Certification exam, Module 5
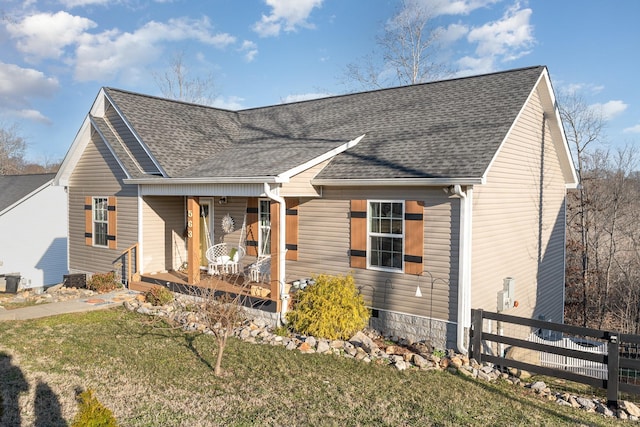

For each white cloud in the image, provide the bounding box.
[425,0,502,16]
[239,40,258,62]
[14,109,52,124]
[253,0,323,37]
[590,100,627,120]
[563,82,605,96]
[0,62,58,123]
[457,2,534,75]
[74,17,236,81]
[59,0,111,7]
[440,23,468,43]
[282,92,332,103]
[467,4,533,58]
[6,11,96,60]
[623,124,640,134]
[212,95,245,110]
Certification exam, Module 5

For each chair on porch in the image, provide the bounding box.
[248,254,271,283]
[206,243,245,275]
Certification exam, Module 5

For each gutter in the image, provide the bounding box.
[262,182,288,321]
[124,176,281,185]
[311,177,484,187]
[451,184,473,354]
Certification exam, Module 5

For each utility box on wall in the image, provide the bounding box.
[497,277,516,312]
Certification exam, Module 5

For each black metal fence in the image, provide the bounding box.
[470,309,640,407]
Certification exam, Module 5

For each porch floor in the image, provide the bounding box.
[129,270,277,306]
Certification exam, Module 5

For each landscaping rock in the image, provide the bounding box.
[620,400,640,417]
[316,340,330,354]
[530,381,547,393]
[575,397,596,411]
[596,402,614,417]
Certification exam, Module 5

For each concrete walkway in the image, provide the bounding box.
[0,289,139,321]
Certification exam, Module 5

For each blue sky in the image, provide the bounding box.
[1,0,639,163]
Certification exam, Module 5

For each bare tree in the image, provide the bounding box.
[191,287,246,376]
[559,91,605,327]
[343,0,453,90]
[161,273,252,377]
[153,51,217,105]
[0,123,27,175]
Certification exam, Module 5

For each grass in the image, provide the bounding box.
[0,307,626,426]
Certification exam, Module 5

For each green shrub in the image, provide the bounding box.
[145,286,174,306]
[87,272,121,293]
[286,273,370,340]
[273,325,290,337]
[72,389,118,427]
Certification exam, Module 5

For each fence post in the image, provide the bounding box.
[607,334,619,408]
[471,309,483,364]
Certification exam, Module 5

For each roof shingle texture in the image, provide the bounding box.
[105,66,544,180]
[0,174,55,212]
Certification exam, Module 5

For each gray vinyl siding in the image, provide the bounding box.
[142,196,186,272]
[286,187,458,323]
[68,131,138,275]
[213,196,248,249]
[471,89,566,323]
[105,103,159,174]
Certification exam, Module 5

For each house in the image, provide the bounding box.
[54,66,578,351]
[0,173,68,289]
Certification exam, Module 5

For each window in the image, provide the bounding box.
[85,196,116,249]
[259,199,271,255]
[368,201,404,270]
[350,199,423,274]
[93,197,109,247]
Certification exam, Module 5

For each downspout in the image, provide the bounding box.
[452,184,473,354]
[263,182,288,321]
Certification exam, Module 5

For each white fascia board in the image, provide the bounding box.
[540,68,579,188]
[124,176,279,185]
[103,90,168,177]
[482,67,579,189]
[53,115,92,186]
[0,179,53,216]
[274,134,366,183]
[311,177,484,187]
[55,88,109,186]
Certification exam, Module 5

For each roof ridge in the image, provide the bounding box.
[103,87,238,113]
[238,65,546,113]
[104,66,545,114]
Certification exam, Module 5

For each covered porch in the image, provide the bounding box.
[130,184,298,314]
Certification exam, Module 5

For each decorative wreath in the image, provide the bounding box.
[221,214,235,234]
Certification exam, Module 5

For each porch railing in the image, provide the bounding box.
[117,243,139,286]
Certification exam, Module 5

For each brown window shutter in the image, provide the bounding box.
[404,200,424,275]
[84,196,92,245]
[107,196,117,249]
[285,198,299,260]
[350,200,367,269]
[246,197,259,256]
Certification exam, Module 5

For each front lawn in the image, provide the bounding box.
[0,308,620,426]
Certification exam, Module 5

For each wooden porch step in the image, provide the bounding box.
[128,281,157,293]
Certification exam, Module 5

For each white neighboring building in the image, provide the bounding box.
[0,174,68,289]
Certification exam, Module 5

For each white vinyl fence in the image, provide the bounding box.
[527,332,608,379]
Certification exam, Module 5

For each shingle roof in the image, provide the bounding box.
[104,66,545,180]
[0,174,55,213]
[104,88,240,177]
